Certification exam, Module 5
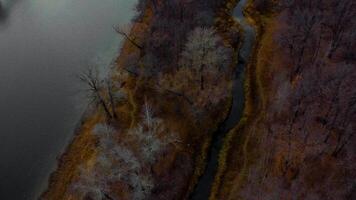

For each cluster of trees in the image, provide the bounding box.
[273,0,356,160]
[115,1,234,109]
[127,0,227,75]
[71,103,180,200]
[79,67,127,120]
[159,27,232,109]
[235,0,356,199]
[70,0,237,199]
[278,0,355,80]
[75,1,235,197]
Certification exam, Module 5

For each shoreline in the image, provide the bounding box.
[208,0,262,199]
[40,4,155,199]
[209,0,281,198]
[38,104,96,199]
[41,1,242,199]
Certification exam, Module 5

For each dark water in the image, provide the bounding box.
[0,0,136,199]
[190,0,256,199]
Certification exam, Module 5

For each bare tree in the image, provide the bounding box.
[340,30,356,64]
[290,4,320,77]
[323,0,355,59]
[79,67,123,120]
[113,24,143,50]
[105,78,118,119]
[72,107,180,199]
[142,97,154,127]
[180,27,230,90]
[79,67,113,119]
[71,166,116,200]
[278,0,325,80]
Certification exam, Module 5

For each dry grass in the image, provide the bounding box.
[41,5,154,200]
[40,113,103,200]
[42,0,241,199]
[209,0,279,199]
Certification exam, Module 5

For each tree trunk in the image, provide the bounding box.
[99,97,113,119]
[103,192,115,200]
[151,0,157,12]
[108,87,118,119]
[200,64,205,90]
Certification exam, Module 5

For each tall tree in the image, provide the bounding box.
[180,27,230,90]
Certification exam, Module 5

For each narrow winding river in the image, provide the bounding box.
[190,0,256,199]
[0,0,136,199]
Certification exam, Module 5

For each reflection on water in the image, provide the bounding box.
[0,0,21,28]
[0,0,136,199]
[0,1,9,25]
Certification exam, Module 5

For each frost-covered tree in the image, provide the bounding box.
[142,98,154,128]
[71,166,115,200]
[130,174,154,200]
[92,123,116,139]
[129,103,179,164]
[180,27,230,90]
[73,105,180,199]
[158,27,231,109]
[92,123,117,152]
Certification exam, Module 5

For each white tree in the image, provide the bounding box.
[130,104,179,164]
[130,174,154,200]
[71,166,115,200]
[180,27,230,90]
[73,104,180,199]
[142,98,154,128]
[92,123,116,138]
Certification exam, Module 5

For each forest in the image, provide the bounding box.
[41,0,355,199]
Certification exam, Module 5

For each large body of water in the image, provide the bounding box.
[0,0,136,199]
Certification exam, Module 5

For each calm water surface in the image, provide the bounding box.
[0,0,136,199]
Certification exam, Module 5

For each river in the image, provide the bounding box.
[190,0,256,199]
[0,0,136,199]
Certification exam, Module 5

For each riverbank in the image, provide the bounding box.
[40,4,155,200]
[190,0,256,199]
[0,1,137,199]
[211,0,356,199]
[208,0,261,198]
[209,0,273,200]
[41,0,241,199]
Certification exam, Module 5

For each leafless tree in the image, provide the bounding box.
[323,0,355,59]
[79,67,113,119]
[278,0,325,80]
[71,166,116,200]
[340,30,356,64]
[113,25,143,50]
[79,67,122,120]
[105,78,118,119]
[290,4,320,77]
[180,27,230,90]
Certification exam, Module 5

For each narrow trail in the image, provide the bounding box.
[189,0,256,199]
